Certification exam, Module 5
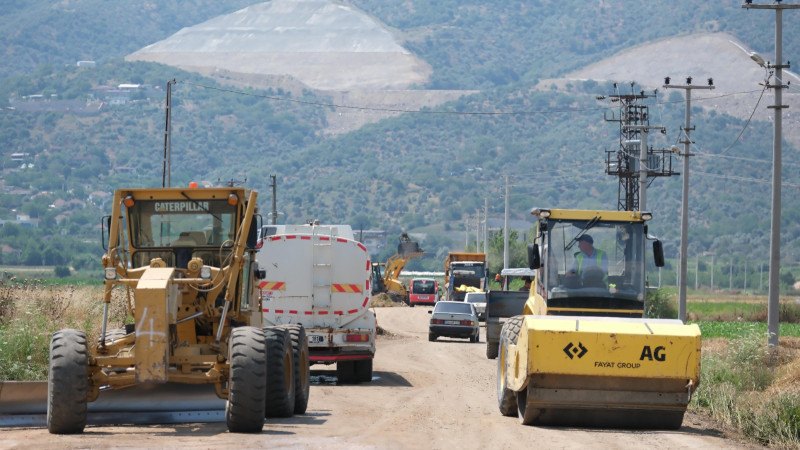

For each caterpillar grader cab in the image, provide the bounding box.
[46,186,309,434]
[371,233,424,303]
[497,208,701,429]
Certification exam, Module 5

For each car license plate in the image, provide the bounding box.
[445,320,459,325]
[419,295,429,300]
[309,335,324,344]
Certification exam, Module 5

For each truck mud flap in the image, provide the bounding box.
[0,381,226,427]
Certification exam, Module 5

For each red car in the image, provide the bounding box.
[409,278,438,307]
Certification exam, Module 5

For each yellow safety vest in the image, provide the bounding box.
[576,250,607,285]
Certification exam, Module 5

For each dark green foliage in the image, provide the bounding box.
[0,0,799,290]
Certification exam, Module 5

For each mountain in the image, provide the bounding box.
[0,0,799,280]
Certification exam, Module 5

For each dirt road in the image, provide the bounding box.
[3,306,754,449]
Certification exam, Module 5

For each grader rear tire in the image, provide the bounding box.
[281,324,310,414]
[47,329,88,434]
[497,316,524,417]
[264,327,295,418]
[226,326,267,433]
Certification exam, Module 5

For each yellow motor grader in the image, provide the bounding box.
[47,186,310,434]
[496,208,701,429]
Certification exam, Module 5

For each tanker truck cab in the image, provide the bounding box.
[527,208,662,318]
[497,208,700,429]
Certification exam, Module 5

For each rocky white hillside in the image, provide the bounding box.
[547,32,800,147]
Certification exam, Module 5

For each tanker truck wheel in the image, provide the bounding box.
[47,329,88,434]
[497,316,523,417]
[226,326,267,433]
[264,326,295,417]
[281,324,310,414]
[355,358,373,383]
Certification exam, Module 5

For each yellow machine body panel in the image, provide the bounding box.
[133,267,178,384]
[509,316,701,390]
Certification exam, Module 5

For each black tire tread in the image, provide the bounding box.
[264,326,295,417]
[226,326,267,433]
[486,340,499,359]
[497,316,524,416]
[281,324,310,414]
[355,358,373,383]
[47,329,88,434]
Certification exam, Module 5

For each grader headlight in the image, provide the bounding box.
[104,268,117,280]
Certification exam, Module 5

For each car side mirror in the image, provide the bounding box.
[653,240,665,267]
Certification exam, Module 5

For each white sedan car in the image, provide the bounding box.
[464,292,487,321]
[428,301,480,343]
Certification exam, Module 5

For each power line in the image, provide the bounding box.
[693,170,800,188]
[718,75,772,155]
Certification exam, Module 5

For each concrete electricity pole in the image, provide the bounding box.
[503,176,510,271]
[270,174,278,225]
[742,0,800,347]
[664,77,714,322]
[483,198,489,255]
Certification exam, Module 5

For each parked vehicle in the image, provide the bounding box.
[428,301,480,343]
[464,292,487,320]
[409,278,438,306]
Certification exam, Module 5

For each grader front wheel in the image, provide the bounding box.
[47,329,89,434]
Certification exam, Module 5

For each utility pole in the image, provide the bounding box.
[162,79,176,188]
[503,176,510,271]
[695,255,699,291]
[270,174,278,225]
[475,212,480,252]
[483,198,489,255]
[743,1,799,347]
[730,260,733,291]
[664,77,714,322]
[464,218,469,249]
[711,255,715,290]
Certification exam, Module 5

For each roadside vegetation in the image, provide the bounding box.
[646,287,800,447]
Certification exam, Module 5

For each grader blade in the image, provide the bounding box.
[0,381,225,427]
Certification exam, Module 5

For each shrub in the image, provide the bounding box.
[54,265,71,278]
[645,288,677,319]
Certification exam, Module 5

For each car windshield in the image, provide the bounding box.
[542,219,646,302]
[434,302,472,314]
[465,294,486,303]
[411,279,437,294]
